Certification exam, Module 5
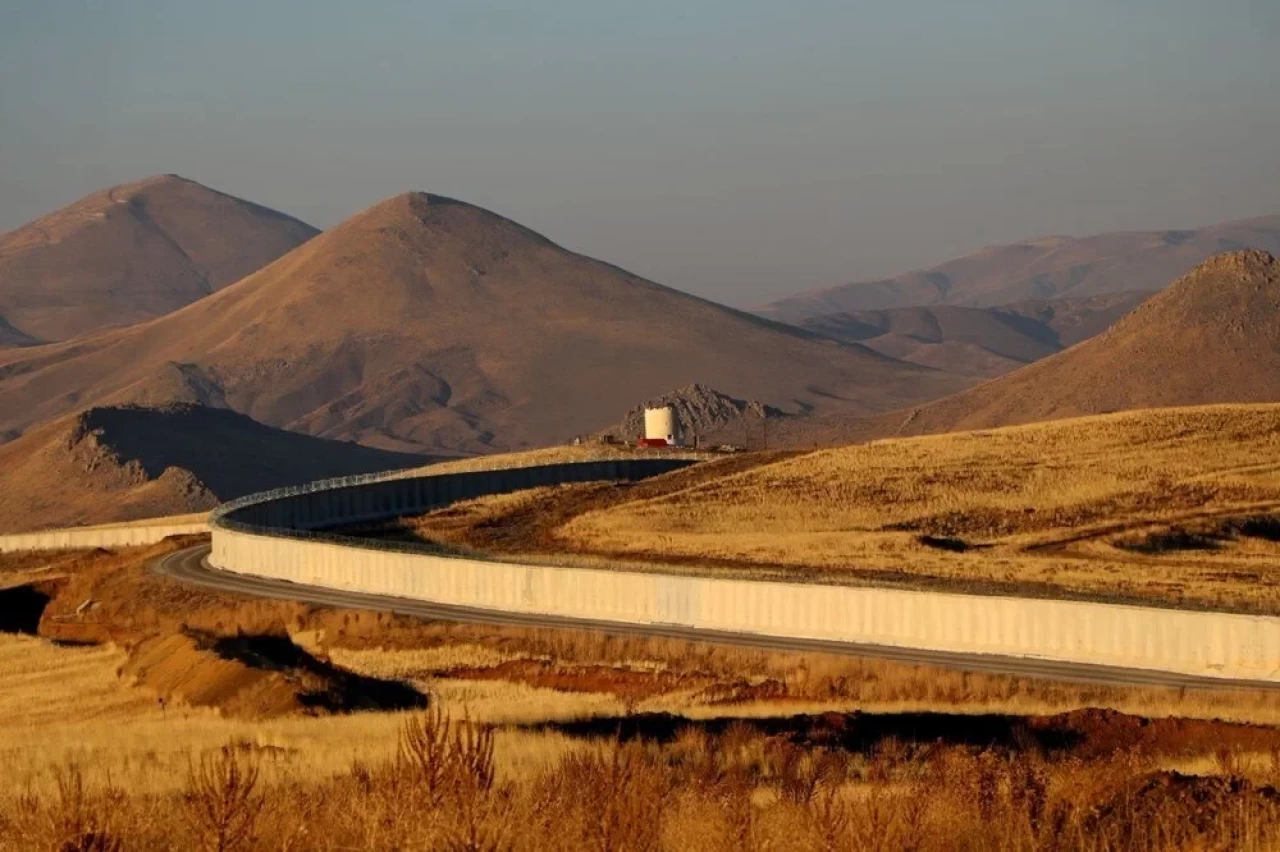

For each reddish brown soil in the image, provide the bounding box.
[1088,771,1280,840]
[439,659,714,702]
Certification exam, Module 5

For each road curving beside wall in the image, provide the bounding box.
[204,457,1280,684]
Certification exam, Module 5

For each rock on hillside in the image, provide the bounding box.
[600,384,786,444]
[0,192,968,456]
[0,403,429,532]
[757,215,1280,319]
[886,250,1280,436]
[0,175,318,342]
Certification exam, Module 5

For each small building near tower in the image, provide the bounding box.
[641,405,681,447]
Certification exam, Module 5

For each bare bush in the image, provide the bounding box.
[397,707,496,803]
[184,746,264,852]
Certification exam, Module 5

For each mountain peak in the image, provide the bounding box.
[0,189,966,456]
[333,191,558,257]
[0,177,318,342]
[1184,249,1277,278]
[884,250,1280,437]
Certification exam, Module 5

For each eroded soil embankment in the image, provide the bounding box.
[0,582,55,634]
[2,540,427,719]
[122,630,425,718]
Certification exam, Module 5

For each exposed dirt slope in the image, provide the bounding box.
[0,193,967,455]
[890,251,1280,435]
[758,215,1280,318]
[0,403,428,532]
[797,292,1152,378]
[0,174,317,342]
[121,630,425,718]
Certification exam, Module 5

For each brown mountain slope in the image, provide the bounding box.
[758,215,1280,319]
[0,315,39,348]
[994,291,1155,348]
[886,250,1280,436]
[0,404,429,532]
[798,292,1152,378]
[0,175,318,342]
[0,193,967,455]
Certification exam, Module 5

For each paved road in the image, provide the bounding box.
[155,543,1280,691]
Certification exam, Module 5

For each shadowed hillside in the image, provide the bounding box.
[0,193,968,456]
[0,175,318,342]
[887,250,1280,435]
[758,216,1280,319]
[0,315,38,348]
[0,403,428,532]
[796,292,1152,378]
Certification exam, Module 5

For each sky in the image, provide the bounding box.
[2,1,1278,307]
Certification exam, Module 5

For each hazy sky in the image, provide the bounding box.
[2,1,1277,306]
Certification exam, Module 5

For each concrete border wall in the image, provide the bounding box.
[0,519,210,552]
[212,528,1280,682]
[198,457,1280,683]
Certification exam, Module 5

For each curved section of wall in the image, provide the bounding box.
[0,518,210,552]
[208,458,1280,684]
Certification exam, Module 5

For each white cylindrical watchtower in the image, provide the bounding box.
[643,406,680,446]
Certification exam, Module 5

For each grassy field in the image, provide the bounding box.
[7,538,1280,848]
[12,407,1280,847]
[529,404,1280,614]
[7,639,1280,850]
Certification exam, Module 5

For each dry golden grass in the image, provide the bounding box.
[10,538,1280,848]
[8,702,1280,851]
[560,404,1280,613]
[0,634,601,801]
[393,442,710,479]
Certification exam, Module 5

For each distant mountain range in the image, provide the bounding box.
[883,250,1280,436]
[0,174,317,343]
[0,189,965,457]
[4,174,1280,531]
[795,292,1153,378]
[757,215,1280,321]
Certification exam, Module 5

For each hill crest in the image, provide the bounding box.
[886,250,1280,436]
[0,191,968,456]
[0,403,429,532]
[0,175,318,341]
[757,215,1280,321]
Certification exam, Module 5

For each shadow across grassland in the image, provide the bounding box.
[527,707,1280,761]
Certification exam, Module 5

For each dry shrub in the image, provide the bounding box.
[393,709,515,851]
[767,740,848,805]
[11,709,1280,850]
[535,740,672,851]
[398,707,496,800]
[184,746,264,852]
[38,766,125,852]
